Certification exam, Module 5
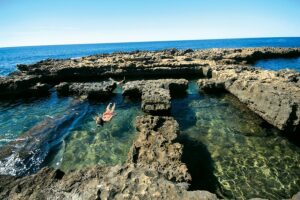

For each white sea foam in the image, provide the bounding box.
[0,154,26,176]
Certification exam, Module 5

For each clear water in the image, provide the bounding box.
[0,92,72,146]
[0,87,141,173]
[173,82,300,199]
[255,57,300,71]
[44,91,141,172]
[1,37,300,75]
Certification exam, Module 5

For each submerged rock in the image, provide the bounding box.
[292,192,300,200]
[0,100,88,176]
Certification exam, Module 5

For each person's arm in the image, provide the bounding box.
[110,103,116,113]
[106,103,112,111]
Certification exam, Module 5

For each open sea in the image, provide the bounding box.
[1,37,300,76]
[1,37,300,199]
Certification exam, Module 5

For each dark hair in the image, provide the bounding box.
[96,116,105,126]
[99,117,105,126]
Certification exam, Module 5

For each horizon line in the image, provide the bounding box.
[1,36,300,49]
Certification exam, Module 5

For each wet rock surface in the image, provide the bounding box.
[198,66,300,132]
[55,81,117,99]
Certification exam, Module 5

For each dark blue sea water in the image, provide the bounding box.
[255,57,300,71]
[1,37,300,76]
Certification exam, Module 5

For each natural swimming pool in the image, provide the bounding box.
[0,82,299,199]
[173,81,300,199]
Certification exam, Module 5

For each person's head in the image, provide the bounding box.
[96,115,105,126]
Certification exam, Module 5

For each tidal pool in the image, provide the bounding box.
[0,86,141,175]
[44,93,141,172]
[173,81,300,199]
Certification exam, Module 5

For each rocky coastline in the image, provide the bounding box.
[0,47,300,199]
[1,47,299,132]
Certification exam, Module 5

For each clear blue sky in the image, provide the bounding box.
[0,0,300,47]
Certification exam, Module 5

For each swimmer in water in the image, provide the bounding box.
[94,103,116,126]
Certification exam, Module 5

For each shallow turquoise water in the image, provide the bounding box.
[173,82,300,199]
[0,87,141,174]
[0,92,72,147]
[43,92,141,171]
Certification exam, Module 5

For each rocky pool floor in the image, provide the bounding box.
[0,82,299,199]
[173,82,300,199]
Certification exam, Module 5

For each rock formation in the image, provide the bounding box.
[122,79,189,97]
[55,81,117,99]
[122,79,188,114]
[0,76,51,98]
[1,47,299,98]
[141,88,171,114]
[198,66,300,132]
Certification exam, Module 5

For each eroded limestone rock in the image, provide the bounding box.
[122,79,188,97]
[55,81,116,99]
[0,76,50,98]
[123,79,188,114]
[1,47,300,100]
[128,115,191,182]
[198,67,300,132]
[141,88,171,114]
